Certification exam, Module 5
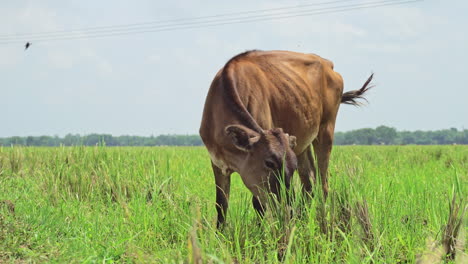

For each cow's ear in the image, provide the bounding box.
[225,125,260,152]
[288,135,297,149]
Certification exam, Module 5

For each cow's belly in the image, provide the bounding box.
[269,104,321,155]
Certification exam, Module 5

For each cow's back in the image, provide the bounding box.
[200,50,343,161]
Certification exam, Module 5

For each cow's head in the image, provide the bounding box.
[225,124,298,200]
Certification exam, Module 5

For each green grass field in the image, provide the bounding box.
[0,146,467,263]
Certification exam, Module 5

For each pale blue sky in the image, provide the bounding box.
[1,0,467,137]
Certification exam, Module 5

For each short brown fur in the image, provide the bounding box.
[200,50,373,227]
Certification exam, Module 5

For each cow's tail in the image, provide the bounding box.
[341,73,374,106]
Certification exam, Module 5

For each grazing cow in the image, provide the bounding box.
[199,50,373,227]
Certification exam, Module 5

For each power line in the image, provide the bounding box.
[0,0,417,39]
[0,0,421,43]
[0,0,363,38]
[0,0,423,44]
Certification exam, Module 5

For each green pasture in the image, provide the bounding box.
[0,146,466,263]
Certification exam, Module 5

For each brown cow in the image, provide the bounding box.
[199,50,373,227]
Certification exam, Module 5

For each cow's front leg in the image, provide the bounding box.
[212,162,231,228]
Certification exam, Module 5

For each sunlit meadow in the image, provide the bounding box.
[0,145,466,263]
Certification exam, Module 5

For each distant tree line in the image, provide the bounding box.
[0,134,203,147]
[334,126,467,145]
[0,126,466,146]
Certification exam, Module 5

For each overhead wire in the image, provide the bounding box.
[0,0,364,38]
[0,0,423,44]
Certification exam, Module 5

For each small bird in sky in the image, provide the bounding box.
[25,42,31,50]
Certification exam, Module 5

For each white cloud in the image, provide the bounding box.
[333,21,367,37]
[96,59,113,76]
[15,3,61,34]
[356,43,402,53]
[0,47,21,69]
[47,50,75,69]
[147,53,161,63]
[362,5,443,39]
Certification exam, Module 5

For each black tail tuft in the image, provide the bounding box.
[341,73,374,106]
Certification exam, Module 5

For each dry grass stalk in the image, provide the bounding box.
[454,215,467,264]
[355,200,375,252]
[277,204,293,261]
[187,206,203,264]
[416,195,467,264]
[0,200,15,214]
[337,195,352,235]
[188,228,202,264]
[415,237,446,264]
[9,149,23,174]
[442,196,466,261]
[316,201,328,236]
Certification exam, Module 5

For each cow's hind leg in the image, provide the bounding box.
[297,145,317,196]
[212,162,231,228]
[313,123,335,199]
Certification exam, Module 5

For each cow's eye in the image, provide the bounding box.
[264,160,276,170]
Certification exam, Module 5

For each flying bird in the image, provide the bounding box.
[25,42,31,50]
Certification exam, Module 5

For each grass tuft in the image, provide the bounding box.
[416,192,467,263]
[442,193,466,261]
[0,145,466,262]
